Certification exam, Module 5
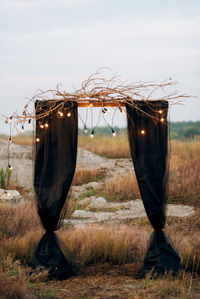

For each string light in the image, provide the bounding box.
[112,129,116,137]
[21,125,24,132]
[57,110,64,117]
[84,125,88,133]
[161,118,165,122]
[67,112,71,117]
[28,119,31,126]
[36,137,40,142]
[102,108,108,114]
[119,107,124,114]
[89,103,93,108]
[8,164,13,170]
[141,130,145,135]
[4,191,11,196]
[158,109,163,114]
[9,137,12,143]
[44,123,49,128]
[90,130,94,138]
[40,124,44,129]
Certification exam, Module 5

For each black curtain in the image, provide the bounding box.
[126,101,180,276]
[32,100,78,280]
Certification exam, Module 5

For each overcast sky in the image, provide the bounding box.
[0,0,200,134]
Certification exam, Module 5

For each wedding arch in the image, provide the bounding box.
[4,71,188,279]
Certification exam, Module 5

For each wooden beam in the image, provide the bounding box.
[77,102,126,107]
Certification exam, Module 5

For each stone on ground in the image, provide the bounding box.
[0,188,26,205]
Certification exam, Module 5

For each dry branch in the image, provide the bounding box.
[1,70,189,128]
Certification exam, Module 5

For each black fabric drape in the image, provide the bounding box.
[126,101,180,276]
[32,100,78,279]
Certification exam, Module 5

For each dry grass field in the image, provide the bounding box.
[0,135,200,298]
[78,135,200,205]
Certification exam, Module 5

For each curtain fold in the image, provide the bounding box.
[126,101,180,276]
[32,100,78,280]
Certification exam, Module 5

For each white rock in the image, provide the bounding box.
[64,219,97,227]
[85,182,101,190]
[87,197,108,209]
[122,199,142,209]
[72,210,99,219]
[0,188,26,205]
[71,199,195,225]
[78,196,96,206]
[166,204,194,217]
[77,148,108,170]
[0,139,32,159]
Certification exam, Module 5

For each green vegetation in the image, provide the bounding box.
[170,121,200,139]
[0,168,11,189]
[79,121,200,139]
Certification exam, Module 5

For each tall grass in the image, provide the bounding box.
[100,174,140,201]
[0,134,200,297]
[78,136,200,205]
[1,200,200,273]
[72,168,105,186]
[0,200,200,297]
[9,130,200,204]
[168,139,200,204]
[78,132,130,158]
[12,131,34,146]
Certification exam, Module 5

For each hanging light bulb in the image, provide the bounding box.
[44,123,49,128]
[28,119,31,126]
[9,137,12,143]
[90,130,94,138]
[84,125,88,133]
[158,109,163,114]
[36,137,40,142]
[8,164,13,170]
[102,108,108,114]
[4,191,11,196]
[119,107,124,114]
[141,130,145,135]
[89,103,93,108]
[40,123,44,129]
[21,125,24,132]
[161,117,165,122]
[112,129,116,137]
[57,110,64,117]
[8,116,13,123]
[67,112,71,117]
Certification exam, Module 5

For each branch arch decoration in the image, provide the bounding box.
[3,71,185,279]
